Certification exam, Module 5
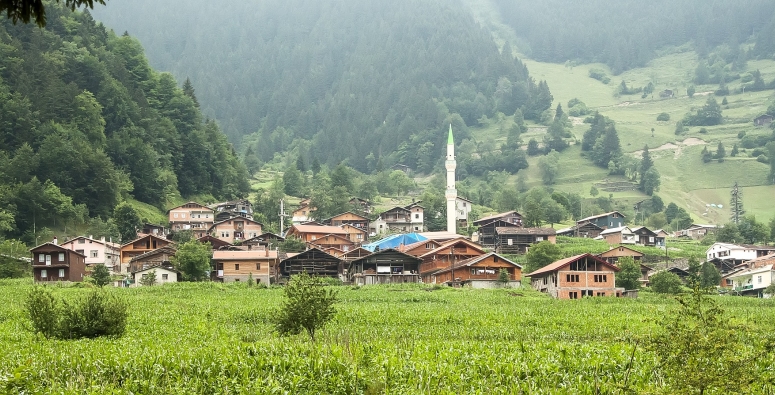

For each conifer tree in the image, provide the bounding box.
[730,182,744,224]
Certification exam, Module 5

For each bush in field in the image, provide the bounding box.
[656,112,670,121]
[91,264,111,287]
[172,240,212,281]
[25,287,128,339]
[274,273,337,341]
[650,271,683,294]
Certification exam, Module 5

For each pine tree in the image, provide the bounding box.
[639,145,654,191]
[716,142,725,162]
[182,78,199,108]
[730,182,744,224]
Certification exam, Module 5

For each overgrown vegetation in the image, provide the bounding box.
[25,286,127,339]
[273,273,337,341]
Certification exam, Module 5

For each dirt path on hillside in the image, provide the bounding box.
[634,137,706,159]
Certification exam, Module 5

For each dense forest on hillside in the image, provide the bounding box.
[493,0,775,74]
[92,0,553,172]
[0,5,249,243]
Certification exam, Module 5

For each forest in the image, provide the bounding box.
[0,4,249,244]
[91,0,553,173]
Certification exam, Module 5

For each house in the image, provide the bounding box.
[212,249,278,284]
[119,234,173,274]
[30,241,87,283]
[725,265,774,296]
[677,224,716,239]
[455,197,474,227]
[141,223,167,236]
[285,224,350,244]
[473,211,523,247]
[323,212,369,230]
[370,206,419,235]
[630,226,658,247]
[210,199,253,222]
[399,239,442,257]
[197,235,233,250]
[649,267,691,283]
[754,114,774,127]
[278,248,343,280]
[341,224,368,245]
[349,197,373,214]
[659,89,674,98]
[167,202,215,238]
[597,246,644,264]
[705,242,760,265]
[291,201,316,224]
[391,163,411,173]
[349,249,422,285]
[128,246,176,273]
[600,226,635,245]
[556,222,604,238]
[338,247,373,262]
[432,252,522,288]
[404,203,425,232]
[418,238,487,282]
[242,233,285,249]
[653,229,668,247]
[494,227,556,254]
[577,211,625,230]
[306,233,355,252]
[526,253,622,299]
[131,265,179,287]
[60,236,119,271]
[208,217,264,244]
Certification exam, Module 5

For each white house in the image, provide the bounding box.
[600,226,635,245]
[705,243,759,263]
[60,236,120,270]
[455,197,473,226]
[131,266,179,287]
[725,264,774,297]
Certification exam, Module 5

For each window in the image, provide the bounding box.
[582,290,593,297]
[507,239,513,246]
[542,277,548,285]
[78,239,85,244]
[566,274,580,282]
[758,275,762,284]
[45,255,51,265]
[58,253,65,261]
[357,234,363,240]
[594,274,608,283]
[536,236,543,241]
[414,214,419,219]
[58,269,65,278]
[569,291,579,299]
[596,292,606,296]
[38,254,44,263]
[613,213,619,218]
[649,237,654,242]
[90,250,98,258]
[470,269,476,275]
[174,213,179,218]
[494,256,499,262]
[181,213,186,218]
[76,250,84,255]
[235,264,240,271]
[41,269,47,278]
[162,274,168,280]
[256,263,261,270]
[425,243,433,249]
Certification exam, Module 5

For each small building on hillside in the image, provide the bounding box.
[243,233,284,249]
[431,252,522,288]
[706,242,760,264]
[754,114,774,127]
[210,199,253,222]
[307,233,355,252]
[340,224,368,245]
[208,217,264,244]
[677,224,716,240]
[131,265,179,287]
[197,235,233,250]
[285,224,350,244]
[348,197,373,214]
[212,249,278,284]
[30,241,87,283]
[370,206,423,235]
[141,223,167,236]
[725,264,774,297]
[349,249,422,285]
[128,246,176,273]
[556,222,604,238]
[278,248,343,280]
[418,238,486,282]
[577,211,625,230]
[473,211,523,247]
[659,89,674,98]
[653,229,668,247]
[167,202,214,238]
[597,246,644,264]
[119,234,173,274]
[338,247,373,262]
[291,202,316,224]
[455,197,474,227]
[600,226,635,245]
[323,212,369,230]
[60,236,119,271]
[494,227,556,254]
[630,226,658,247]
[399,239,442,257]
[526,253,622,299]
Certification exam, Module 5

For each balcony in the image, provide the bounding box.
[735,284,754,291]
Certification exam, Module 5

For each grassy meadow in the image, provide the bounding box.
[2,279,775,394]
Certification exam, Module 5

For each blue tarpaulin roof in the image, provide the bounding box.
[362,233,427,252]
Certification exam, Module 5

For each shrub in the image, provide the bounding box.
[752,147,766,157]
[650,271,683,294]
[757,154,769,164]
[274,273,337,341]
[699,128,707,134]
[25,287,128,339]
[656,112,670,121]
[588,69,610,84]
[140,270,157,286]
[91,264,111,287]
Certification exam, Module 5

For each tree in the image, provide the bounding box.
[182,78,199,108]
[589,186,599,197]
[687,85,695,98]
[282,164,304,197]
[616,257,641,290]
[686,97,723,126]
[91,264,111,287]
[1,0,105,27]
[278,237,306,253]
[112,203,142,243]
[526,138,541,156]
[730,181,744,224]
[716,223,743,243]
[498,268,510,287]
[538,150,560,185]
[639,145,653,192]
[731,143,739,157]
[685,256,702,287]
[650,271,683,294]
[172,240,212,281]
[700,261,721,289]
[738,215,769,244]
[542,198,567,227]
[273,272,337,341]
[674,121,685,135]
[525,241,562,273]
[715,142,725,162]
[140,270,157,286]
[642,168,661,196]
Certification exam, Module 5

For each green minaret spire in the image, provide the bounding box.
[447,124,453,145]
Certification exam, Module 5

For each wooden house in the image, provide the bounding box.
[653,229,668,247]
[30,242,87,283]
[212,249,278,284]
[210,199,253,222]
[473,211,523,247]
[119,234,173,274]
[131,265,179,287]
[285,224,350,244]
[526,253,622,299]
[197,235,232,250]
[279,248,343,280]
[338,247,373,262]
[349,249,422,285]
[208,217,264,244]
[128,246,176,273]
[494,227,556,254]
[306,233,355,252]
[323,212,369,230]
[600,226,635,245]
[167,202,214,238]
[391,163,411,173]
[340,224,368,245]
[577,211,625,230]
[677,224,716,239]
[597,246,644,264]
[349,197,373,214]
[630,226,658,247]
[556,222,603,238]
[242,233,285,249]
[60,236,119,271]
[754,114,774,127]
[291,202,316,224]
[431,252,522,288]
[399,239,442,257]
[418,238,486,282]
[141,223,167,236]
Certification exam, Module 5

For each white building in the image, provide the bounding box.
[455,197,473,226]
[60,236,119,270]
[725,265,774,297]
[705,242,759,262]
[131,266,179,287]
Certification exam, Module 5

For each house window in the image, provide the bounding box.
[649,237,654,243]
[582,290,593,297]
[542,277,548,285]
[596,292,605,296]
[182,213,186,218]
[162,274,168,280]
[566,274,580,282]
[507,239,513,246]
[357,234,363,240]
[235,264,240,271]
[613,213,619,218]
[470,269,477,275]
[594,274,608,282]
[569,291,579,299]
[256,263,261,270]
[414,227,419,231]
[41,269,47,278]
[536,236,543,241]
[58,253,65,261]
[45,255,51,265]
[78,239,85,244]
[425,243,433,249]
[758,275,762,284]
[415,214,419,219]
[174,213,179,218]
[58,269,65,278]
[76,250,84,255]
[38,254,44,263]
[90,250,98,258]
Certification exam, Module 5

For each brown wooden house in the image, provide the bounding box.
[119,234,173,274]
[197,235,233,250]
[208,217,264,244]
[323,212,369,229]
[30,242,87,283]
[349,249,422,285]
[431,252,522,288]
[167,201,215,238]
[285,224,350,244]
[597,246,644,264]
[128,246,177,273]
[279,248,343,279]
[494,227,556,254]
[556,222,604,238]
[340,224,368,245]
[307,233,355,252]
[212,249,278,284]
[418,238,486,282]
[526,253,622,299]
[630,226,658,247]
[399,239,442,257]
[473,211,523,247]
[338,247,373,262]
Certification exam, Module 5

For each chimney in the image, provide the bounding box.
[101,237,106,243]
[52,236,58,245]
[265,249,269,257]
[89,235,93,240]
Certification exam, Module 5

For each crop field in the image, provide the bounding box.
[1,279,775,394]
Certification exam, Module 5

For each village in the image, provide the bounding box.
[27,128,775,299]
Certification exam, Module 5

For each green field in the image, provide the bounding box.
[1,279,774,394]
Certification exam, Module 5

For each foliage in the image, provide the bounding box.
[700,261,721,289]
[538,150,560,185]
[581,113,623,172]
[169,229,194,243]
[140,270,157,286]
[497,268,510,286]
[649,271,683,294]
[25,287,127,339]
[278,237,306,253]
[172,240,212,281]
[0,0,105,27]
[525,241,562,274]
[615,257,641,290]
[730,182,745,224]
[656,113,670,122]
[113,203,142,243]
[686,85,695,98]
[716,223,743,243]
[91,264,111,287]
[0,239,30,278]
[647,287,764,394]
[684,97,723,126]
[274,273,337,341]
